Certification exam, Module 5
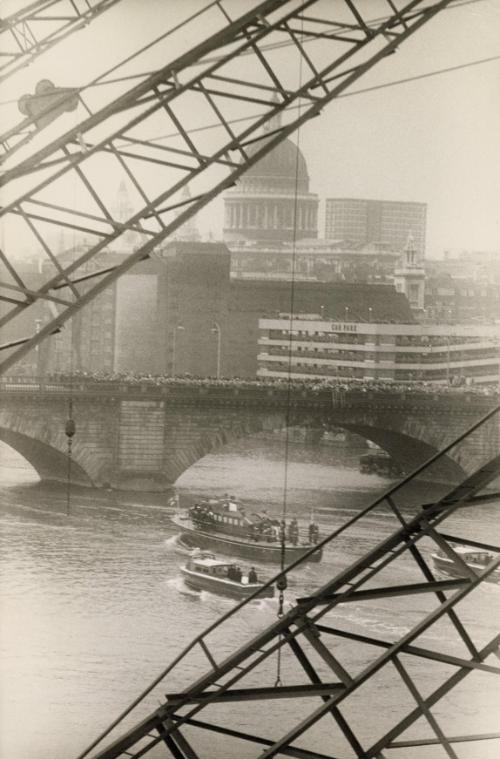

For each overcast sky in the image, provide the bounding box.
[1,0,499,259]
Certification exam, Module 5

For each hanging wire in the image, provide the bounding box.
[62,103,83,518]
[65,397,76,516]
[275,14,305,688]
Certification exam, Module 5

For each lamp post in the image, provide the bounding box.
[211,321,221,379]
[446,335,451,385]
[171,324,184,375]
[35,317,42,376]
[344,306,350,322]
[368,307,373,323]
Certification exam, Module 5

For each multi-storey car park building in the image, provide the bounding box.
[324,198,427,260]
[257,316,499,386]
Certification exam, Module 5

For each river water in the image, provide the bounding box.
[0,436,499,759]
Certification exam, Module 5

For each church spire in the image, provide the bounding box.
[263,91,282,133]
[404,230,417,266]
[173,184,201,242]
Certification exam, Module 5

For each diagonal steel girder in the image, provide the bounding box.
[77,406,500,759]
[0,0,456,376]
[0,0,123,84]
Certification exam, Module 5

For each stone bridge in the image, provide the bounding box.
[0,378,498,491]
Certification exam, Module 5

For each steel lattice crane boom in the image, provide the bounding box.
[0,0,456,376]
[0,0,123,83]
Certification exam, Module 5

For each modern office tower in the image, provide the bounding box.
[325,198,427,259]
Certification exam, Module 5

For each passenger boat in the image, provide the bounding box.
[170,496,322,564]
[180,551,274,599]
[431,544,500,583]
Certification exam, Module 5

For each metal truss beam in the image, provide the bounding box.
[0,0,455,376]
[173,716,337,759]
[0,0,122,83]
[165,682,346,704]
[77,406,500,759]
[297,577,470,604]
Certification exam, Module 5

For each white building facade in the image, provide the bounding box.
[257,316,499,386]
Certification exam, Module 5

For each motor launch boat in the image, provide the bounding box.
[431,544,500,583]
[170,495,322,564]
[180,551,275,599]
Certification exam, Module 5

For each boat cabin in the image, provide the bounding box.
[438,546,493,566]
[187,552,231,574]
[185,552,253,584]
[189,497,277,539]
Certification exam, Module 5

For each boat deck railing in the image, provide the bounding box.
[78,404,500,759]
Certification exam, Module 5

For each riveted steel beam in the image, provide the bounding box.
[0,0,123,83]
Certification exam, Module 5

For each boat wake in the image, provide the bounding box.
[165,576,209,600]
[164,534,182,551]
[249,597,279,614]
[164,534,196,556]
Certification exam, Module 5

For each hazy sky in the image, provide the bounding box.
[1,0,499,259]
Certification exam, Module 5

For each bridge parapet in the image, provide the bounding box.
[0,376,497,412]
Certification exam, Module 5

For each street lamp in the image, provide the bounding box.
[171,324,184,375]
[446,335,451,385]
[211,321,221,379]
[368,307,373,323]
[344,306,350,322]
[211,321,222,378]
[35,318,42,376]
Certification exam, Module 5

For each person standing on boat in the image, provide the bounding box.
[248,567,258,584]
[279,519,286,544]
[249,523,260,542]
[288,518,299,546]
[308,521,319,544]
[234,566,242,583]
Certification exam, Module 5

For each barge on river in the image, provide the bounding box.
[171,496,322,564]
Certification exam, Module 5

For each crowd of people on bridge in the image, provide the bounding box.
[5,369,499,398]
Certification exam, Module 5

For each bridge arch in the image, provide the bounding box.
[335,423,464,482]
[0,428,93,486]
[164,409,465,486]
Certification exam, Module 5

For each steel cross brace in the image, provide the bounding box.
[83,449,500,759]
[0,0,123,83]
[0,0,455,376]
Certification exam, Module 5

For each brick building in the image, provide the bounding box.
[115,242,414,379]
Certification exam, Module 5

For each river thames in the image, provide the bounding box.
[1,436,499,759]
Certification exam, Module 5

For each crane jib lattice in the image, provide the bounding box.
[0,0,124,84]
[77,404,500,759]
[0,0,457,376]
